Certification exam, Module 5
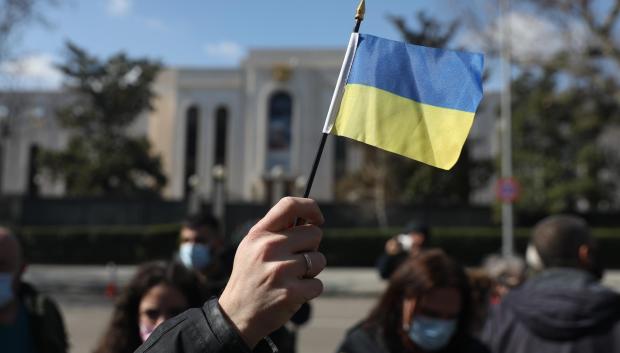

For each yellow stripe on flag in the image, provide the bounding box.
[332,84,475,170]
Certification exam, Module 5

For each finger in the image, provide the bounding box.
[252,197,324,233]
[282,225,323,253]
[287,251,327,278]
[284,251,327,278]
[293,278,324,302]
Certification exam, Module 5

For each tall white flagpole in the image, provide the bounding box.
[500,0,514,257]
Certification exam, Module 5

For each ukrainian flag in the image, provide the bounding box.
[324,34,484,170]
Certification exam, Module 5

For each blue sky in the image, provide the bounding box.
[3,0,583,91]
[1,0,488,89]
[17,0,462,66]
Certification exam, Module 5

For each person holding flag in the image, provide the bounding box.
[136,0,484,351]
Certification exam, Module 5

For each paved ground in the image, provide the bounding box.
[51,295,375,353]
[22,265,620,353]
[23,266,385,353]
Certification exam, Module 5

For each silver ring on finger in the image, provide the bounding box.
[303,252,313,278]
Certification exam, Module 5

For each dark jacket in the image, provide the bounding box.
[135,298,250,353]
[19,282,68,353]
[336,322,490,353]
[482,268,620,353]
[376,252,408,280]
[136,298,295,353]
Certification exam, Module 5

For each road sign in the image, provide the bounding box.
[496,177,520,203]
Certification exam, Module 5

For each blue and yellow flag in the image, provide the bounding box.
[323,34,484,170]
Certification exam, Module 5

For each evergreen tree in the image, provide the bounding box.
[506,0,620,212]
[40,42,166,197]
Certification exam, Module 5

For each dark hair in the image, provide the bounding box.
[93,262,207,353]
[364,249,471,352]
[403,221,431,244]
[532,214,591,268]
[182,212,220,232]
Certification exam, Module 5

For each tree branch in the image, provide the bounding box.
[602,0,620,35]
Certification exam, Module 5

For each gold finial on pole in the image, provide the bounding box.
[355,0,366,21]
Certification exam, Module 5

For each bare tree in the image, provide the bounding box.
[0,0,59,62]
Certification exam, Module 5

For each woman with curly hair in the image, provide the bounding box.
[337,249,489,353]
[94,261,206,353]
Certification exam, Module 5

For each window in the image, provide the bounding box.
[184,106,199,197]
[266,92,292,172]
[214,106,228,166]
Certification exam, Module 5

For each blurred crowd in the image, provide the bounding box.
[1,201,620,353]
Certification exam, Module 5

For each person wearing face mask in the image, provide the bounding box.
[93,261,206,353]
[376,221,431,280]
[482,215,620,353]
[337,249,489,353]
[0,226,68,353]
[175,213,234,296]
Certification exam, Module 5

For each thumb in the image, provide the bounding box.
[251,197,324,233]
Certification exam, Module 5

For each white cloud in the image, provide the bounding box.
[204,41,246,64]
[461,11,589,63]
[0,54,63,89]
[107,0,132,17]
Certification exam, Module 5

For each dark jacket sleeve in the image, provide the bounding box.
[480,304,510,353]
[135,298,251,353]
[20,282,68,353]
[39,296,69,353]
[376,252,408,280]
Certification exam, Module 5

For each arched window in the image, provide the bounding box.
[184,105,199,197]
[266,91,292,172]
[214,106,228,166]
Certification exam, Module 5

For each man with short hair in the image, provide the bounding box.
[176,213,233,295]
[0,227,68,353]
[482,215,620,353]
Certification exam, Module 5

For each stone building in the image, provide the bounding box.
[0,47,499,204]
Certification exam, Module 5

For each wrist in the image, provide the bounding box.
[218,295,261,348]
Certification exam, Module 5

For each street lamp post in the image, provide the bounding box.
[269,165,286,205]
[0,106,9,196]
[500,0,514,258]
[187,174,200,214]
[294,175,307,197]
[212,164,226,226]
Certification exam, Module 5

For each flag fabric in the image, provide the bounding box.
[323,33,484,170]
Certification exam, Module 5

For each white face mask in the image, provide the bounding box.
[407,314,457,351]
[0,272,14,308]
[526,243,545,271]
[179,243,211,270]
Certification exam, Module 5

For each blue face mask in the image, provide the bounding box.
[0,272,14,308]
[408,314,457,352]
[179,243,211,270]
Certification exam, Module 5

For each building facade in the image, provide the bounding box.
[0,47,499,204]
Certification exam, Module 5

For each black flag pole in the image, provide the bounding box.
[301,0,365,199]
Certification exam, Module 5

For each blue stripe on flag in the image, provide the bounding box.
[346,34,484,113]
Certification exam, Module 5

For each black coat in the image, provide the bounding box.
[376,252,409,280]
[135,298,251,353]
[336,322,490,353]
[20,282,68,353]
[482,268,620,353]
